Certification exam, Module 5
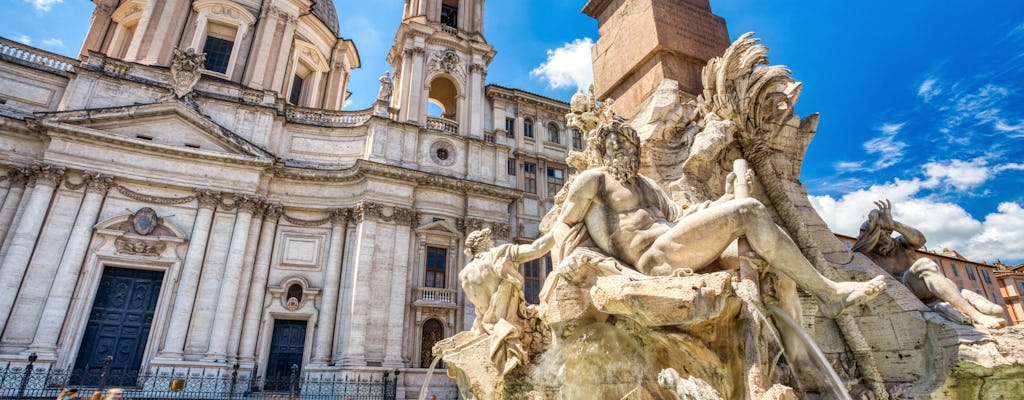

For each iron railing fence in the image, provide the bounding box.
[0,361,398,400]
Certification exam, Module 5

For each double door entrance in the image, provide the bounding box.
[73,267,163,386]
[264,320,307,391]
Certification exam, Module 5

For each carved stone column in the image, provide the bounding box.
[158,190,220,360]
[28,174,113,356]
[311,209,349,364]
[237,205,281,362]
[0,170,28,246]
[0,165,64,335]
[205,196,258,361]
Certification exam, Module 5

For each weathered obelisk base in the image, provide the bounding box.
[583,0,730,116]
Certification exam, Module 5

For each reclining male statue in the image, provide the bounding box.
[552,121,887,318]
[853,200,1006,329]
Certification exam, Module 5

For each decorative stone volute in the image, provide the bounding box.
[84,173,115,194]
[29,164,66,187]
[195,189,222,209]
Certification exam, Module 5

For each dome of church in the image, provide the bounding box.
[312,0,341,37]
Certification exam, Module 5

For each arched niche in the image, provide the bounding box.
[427,75,459,120]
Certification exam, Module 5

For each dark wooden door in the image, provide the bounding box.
[264,319,307,391]
[73,267,164,386]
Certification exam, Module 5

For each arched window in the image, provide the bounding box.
[286,284,303,302]
[420,319,445,367]
[190,0,256,78]
[547,122,560,144]
[523,118,534,138]
[286,40,330,107]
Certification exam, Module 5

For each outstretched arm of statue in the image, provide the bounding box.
[875,199,926,249]
[514,232,555,262]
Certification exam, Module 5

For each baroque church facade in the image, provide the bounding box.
[0,0,579,397]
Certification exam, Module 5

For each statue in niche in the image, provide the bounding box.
[458,228,553,376]
[377,71,393,103]
[853,200,1006,329]
[168,48,205,102]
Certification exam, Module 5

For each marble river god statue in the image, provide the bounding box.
[852,200,1006,329]
[435,33,1024,400]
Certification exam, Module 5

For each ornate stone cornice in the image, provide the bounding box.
[85,173,116,194]
[403,47,426,57]
[329,208,352,225]
[4,168,30,186]
[351,202,419,227]
[28,164,66,187]
[457,218,511,239]
[235,195,262,214]
[264,203,283,220]
[271,160,521,201]
[195,189,222,209]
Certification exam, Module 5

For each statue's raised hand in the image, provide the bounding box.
[873,199,894,230]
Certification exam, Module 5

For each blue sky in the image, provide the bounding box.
[4,0,1024,264]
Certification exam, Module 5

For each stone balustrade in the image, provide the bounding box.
[440,25,459,36]
[425,116,459,134]
[0,37,77,72]
[412,287,457,309]
[284,106,373,128]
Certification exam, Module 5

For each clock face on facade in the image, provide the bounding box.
[429,140,456,166]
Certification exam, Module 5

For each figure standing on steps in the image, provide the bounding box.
[853,200,1007,329]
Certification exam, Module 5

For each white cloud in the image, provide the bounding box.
[14,34,31,45]
[810,161,1024,264]
[25,0,62,12]
[833,161,864,172]
[921,158,990,191]
[343,98,353,109]
[917,78,941,102]
[530,38,594,91]
[861,122,907,170]
[994,162,1024,172]
[41,38,64,48]
[965,203,1024,263]
[994,119,1024,136]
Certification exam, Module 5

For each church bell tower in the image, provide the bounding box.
[387,0,494,139]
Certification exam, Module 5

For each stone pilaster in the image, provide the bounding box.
[237,204,281,362]
[27,174,113,357]
[0,170,28,246]
[311,208,349,364]
[205,196,259,361]
[0,165,64,336]
[335,209,377,366]
[157,189,220,360]
[226,203,266,359]
[1,173,104,352]
[383,220,412,367]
